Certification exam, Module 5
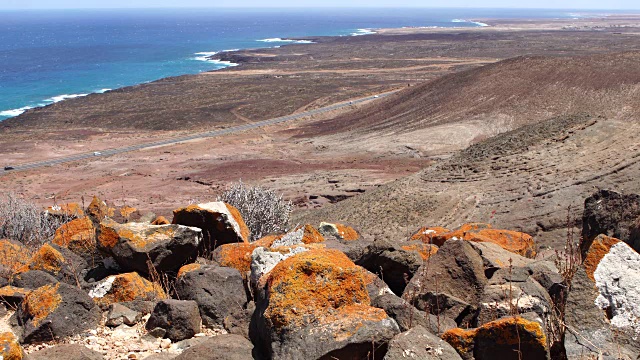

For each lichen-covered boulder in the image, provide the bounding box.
[0,286,29,307]
[151,216,170,225]
[97,219,202,274]
[88,272,165,309]
[442,316,548,360]
[0,239,31,275]
[172,202,250,252]
[44,203,84,219]
[15,283,101,344]
[23,243,88,286]
[252,248,400,360]
[318,222,360,241]
[52,217,97,261]
[573,235,640,355]
[384,325,461,360]
[174,264,247,328]
[400,241,438,260]
[402,239,487,327]
[86,196,114,223]
[146,299,202,342]
[432,223,536,258]
[212,225,325,277]
[409,226,450,244]
[0,332,25,360]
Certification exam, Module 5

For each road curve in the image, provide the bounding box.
[1,92,394,175]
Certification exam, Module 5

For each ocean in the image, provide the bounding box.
[0,8,614,120]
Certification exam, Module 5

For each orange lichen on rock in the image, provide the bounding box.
[172,202,250,246]
[99,220,176,251]
[26,243,65,274]
[98,222,120,248]
[86,196,115,221]
[410,226,450,244]
[443,317,547,359]
[334,223,359,241]
[401,243,438,260]
[263,249,371,330]
[119,206,137,220]
[0,332,24,360]
[296,224,325,244]
[319,222,360,241]
[225,204,251,243]
[0,239,32,274]
[442,327,476,355]
[430,223,536,258]
[474,229,536,258]
[0,286,29,299]
[22,283,62,327]
[431,223,492,246]
[475,317,546,347]
[177,263,201,278]
[151,216,170,225]
[92,272,166,307]
[53,217,96,255]
[253,234,282,248]
[45,203,85,218]
[583,234,621,281]
[216,243,258,273]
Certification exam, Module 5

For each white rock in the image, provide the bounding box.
[249,246,308,287]
[594,241,640,338]
[88,275,116,299]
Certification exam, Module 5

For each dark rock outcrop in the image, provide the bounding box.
[28,344,104,360]
[384,325,462,360]
[372,293,456,335]
[146,300,202,342]
[402,239,487,327]
[174,264,248,328]
[15,282,101,344]
[173,334,254,360]
[581,189,640,254]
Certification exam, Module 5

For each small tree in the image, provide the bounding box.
[218,181,292,241]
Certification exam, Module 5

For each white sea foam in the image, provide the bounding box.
[257,38,315,44]
[44,93,89,103]
[451,19,489,27]
[0,90,110,119]
[0,106,35,117]
[351,28,377,36]
[258,38,292,42]
[192,51,239,67]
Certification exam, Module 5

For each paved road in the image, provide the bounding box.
[1,92,393,175]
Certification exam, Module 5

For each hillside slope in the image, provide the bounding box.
[296,52,640,247]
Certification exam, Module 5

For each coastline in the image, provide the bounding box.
[2,12,640,226]
[0,17,493,121]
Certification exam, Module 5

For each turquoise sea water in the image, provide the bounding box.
[0,8,617,120]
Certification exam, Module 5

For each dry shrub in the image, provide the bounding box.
[0,193,72,250]
[218,181,292,241]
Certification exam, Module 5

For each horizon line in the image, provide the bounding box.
[2,6,640,11]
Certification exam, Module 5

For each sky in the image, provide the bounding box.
[1,0,639,10]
